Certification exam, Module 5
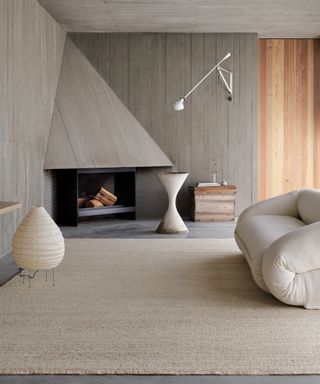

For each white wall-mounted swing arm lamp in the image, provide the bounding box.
[174,52,232,111]
[217,66,232,95]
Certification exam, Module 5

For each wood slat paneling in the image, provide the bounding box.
[0,0,66,255]
[314,40,320,187]
[259,39,320,200]
[71,33,258,216]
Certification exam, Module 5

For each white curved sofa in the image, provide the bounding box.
[234,189,320,309]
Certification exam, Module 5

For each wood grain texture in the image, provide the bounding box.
[0,0,66,255]
[71,33,258,217]
[38,0,320,38]
[314,40,320,187]
[45,37,172,169]
[0,202,22,215]
[189,186,236,221]
[259,39,320,200]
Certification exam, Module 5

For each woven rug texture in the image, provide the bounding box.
[1,238,320,374]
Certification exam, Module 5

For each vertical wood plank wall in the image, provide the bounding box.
[71,33,258,217]
[0,0,65,255]
[259,39,320,200]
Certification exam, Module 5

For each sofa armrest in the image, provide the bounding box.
[237,190,300,224]
[262,222,320,309]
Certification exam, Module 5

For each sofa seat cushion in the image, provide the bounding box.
[235,215,305,292]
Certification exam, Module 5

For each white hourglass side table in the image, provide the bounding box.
[156,172,189,234]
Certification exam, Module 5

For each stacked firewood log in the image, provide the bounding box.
[85,187,117,208]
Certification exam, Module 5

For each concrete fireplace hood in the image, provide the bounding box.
[44,37,172,169]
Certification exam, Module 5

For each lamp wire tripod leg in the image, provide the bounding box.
[46,270,48,282]
[19,269,39,287]
[52,269,55,287]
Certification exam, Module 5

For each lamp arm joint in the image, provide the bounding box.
[183,52,231,100]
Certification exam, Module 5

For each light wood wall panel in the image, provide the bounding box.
[0,0,65,255]
[71,33,258,217]
[259,39,320,200]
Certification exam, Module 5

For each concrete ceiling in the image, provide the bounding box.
[38,0,320,38]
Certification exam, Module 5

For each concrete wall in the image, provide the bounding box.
[0,0,65,255]
[70,33,258,217]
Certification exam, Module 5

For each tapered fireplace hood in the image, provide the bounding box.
[44,37,172,169]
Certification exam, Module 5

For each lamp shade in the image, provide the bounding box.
[12,207,65,271]
[173,98,185,111]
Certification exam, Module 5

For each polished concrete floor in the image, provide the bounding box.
[1,219,318,383]
[61,218,236,239]
[1,375,320,384]
[0,251,19,287]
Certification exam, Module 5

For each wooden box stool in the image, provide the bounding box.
[189,185,236,222]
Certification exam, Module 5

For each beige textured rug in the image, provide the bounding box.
[1,238,320,375]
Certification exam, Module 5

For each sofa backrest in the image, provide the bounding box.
[297,189,320,224]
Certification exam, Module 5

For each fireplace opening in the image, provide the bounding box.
[56,168,136,226]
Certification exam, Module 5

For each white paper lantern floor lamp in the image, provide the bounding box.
[12,207,65,287]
